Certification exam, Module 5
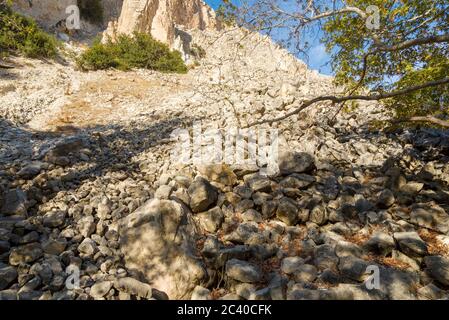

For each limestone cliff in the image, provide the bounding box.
[103,0,219,46]
[12,0,77,28]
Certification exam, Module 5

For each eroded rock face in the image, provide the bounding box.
[119,198,207,299]
[12,0,77,28]
[103,0,218,46]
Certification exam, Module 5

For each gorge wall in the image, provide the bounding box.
[102,0,219,46]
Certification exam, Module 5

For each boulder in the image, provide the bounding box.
[409,203,449,234]
[278,151,315,175]
[225,259,262,283]
[9,243,43,266]
[0,264,17,290]
[120,199,207,299]
[276,197,298,226]
[197,207,224,233]
[393,232,428,257]
[1,189,27,216]
[188,177,218,213]
[424,256,449,286]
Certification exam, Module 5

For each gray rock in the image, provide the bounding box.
[77,238,98,256]
[120,199,207,299]
[391,250,420,271]
[197,164,237,186]
[0,240,10,254]
[293,264,317,283]
[235,199,254,213]
[400,182,424,194]
[363,232,395,256]
[276,197,298,226]
[281,256,305,274]
[287,288,334,300]
[313,244,338,271]
[280,174,316,189]
[17,162,44,179]
[249,287,272,300]
[376,189,395,208]
[90,281,113,299]
[219,293,243,300]
[338,256,370,281]
[261,201,278,219]
[188,177,218,213]
[318,269,341,285]
[316,174,340,201]
[379,267,418,299]
[77,215,96,238]
[331,283,385,300]
[226,259,262,283]
[191,286,211,300]
[114,277,154,299]
[417,283,445,300]
[222,223,258,244]
[214,245,251,268]
[244,175,272,193]
[18,231,39,244]
[97,197,112,219]
[409,204,449,234]
[309,205,328,225]
[1,189,27,216]
[43,210,66,228]
[278,151,315,174]
[394,231,428,257]
[30,262,53,285]
[42,238,67,255]
[9,243,43,266]
[0,264,17,290]
[242,209,262,223]
[335,241,364,259]
[154,185,173,200]
[197,207,224,233]
[233,186,252,199]
[424,256,449,286]
[0,289,17,300]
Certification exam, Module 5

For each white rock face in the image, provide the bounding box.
[103,0,218,46]
[12,0,77,28]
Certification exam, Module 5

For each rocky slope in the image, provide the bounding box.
[1,9,449,300]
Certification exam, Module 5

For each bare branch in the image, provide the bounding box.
[247,77,449,127]
[393,115,449,128]
[375,33,449,52]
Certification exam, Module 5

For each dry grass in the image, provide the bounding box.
[210,288,227,300]
[344,225,384,246]
[281,238,303,257]
[376,256,412,271]
[260,257,281,274]
[418,229,449,256]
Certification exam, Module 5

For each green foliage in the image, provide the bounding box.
[77,0,104,24]
[217,1,238,26]
[322,0,449,121]
[77,33,188,73]
[0,3,58,58]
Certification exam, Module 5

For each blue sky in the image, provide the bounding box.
[204,0,332,75]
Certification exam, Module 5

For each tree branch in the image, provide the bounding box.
[393,116,449,128]
[247,77,449,127]
[375,34,449,52]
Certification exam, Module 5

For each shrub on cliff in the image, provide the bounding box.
[0,3,58,58]
[77,33,187,73]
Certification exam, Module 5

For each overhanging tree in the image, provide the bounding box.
[220,0,449,128]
